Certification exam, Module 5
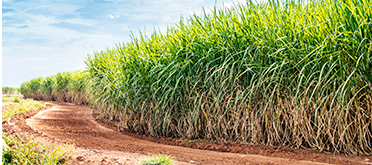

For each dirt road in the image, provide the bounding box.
[4,102,372,165]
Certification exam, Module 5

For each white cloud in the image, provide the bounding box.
[106,14,115,19]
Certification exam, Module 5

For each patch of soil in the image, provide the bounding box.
[67,148,150,165]
[3,103,52,134]
[2,103,154,165]
[3,102,372,165]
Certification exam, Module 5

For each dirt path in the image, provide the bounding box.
[4,102,372,165]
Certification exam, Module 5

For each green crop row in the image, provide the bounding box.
[20,70,89,105]
[2,87,20,95]
[21,0,372,155]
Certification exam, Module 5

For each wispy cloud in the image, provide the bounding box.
[17,25,29,28]
[106,14,116,19]
[24,5,49,11]
[2,0,247,87]
[51,22,99,33]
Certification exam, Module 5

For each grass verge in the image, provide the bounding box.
[2,94,22,103]
[2,97,73,164]
[2,96,45,121]
[2,133,73,165]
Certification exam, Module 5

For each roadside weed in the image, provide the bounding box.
[140,154,175,165]
[2,98,45,121]
[2,134,70,165]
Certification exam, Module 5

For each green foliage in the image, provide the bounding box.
[2,95,22,102]
[20,0,372,155]
[20,70,89,105]
[2,134,68,165]
[2,98,45,121]
[140,154,175,165]
[2,87,20,95]
[2,149,12,164]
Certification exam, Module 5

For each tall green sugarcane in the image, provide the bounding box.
[22,0,372,155]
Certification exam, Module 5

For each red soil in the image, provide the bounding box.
[2,102,372,165]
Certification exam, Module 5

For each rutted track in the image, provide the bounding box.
[4,102,372,165]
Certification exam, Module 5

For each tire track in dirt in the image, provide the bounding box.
[22,102,370,165]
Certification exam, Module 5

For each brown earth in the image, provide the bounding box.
[2,102,372,165]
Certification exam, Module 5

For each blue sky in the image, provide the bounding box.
[2,0,246,87]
